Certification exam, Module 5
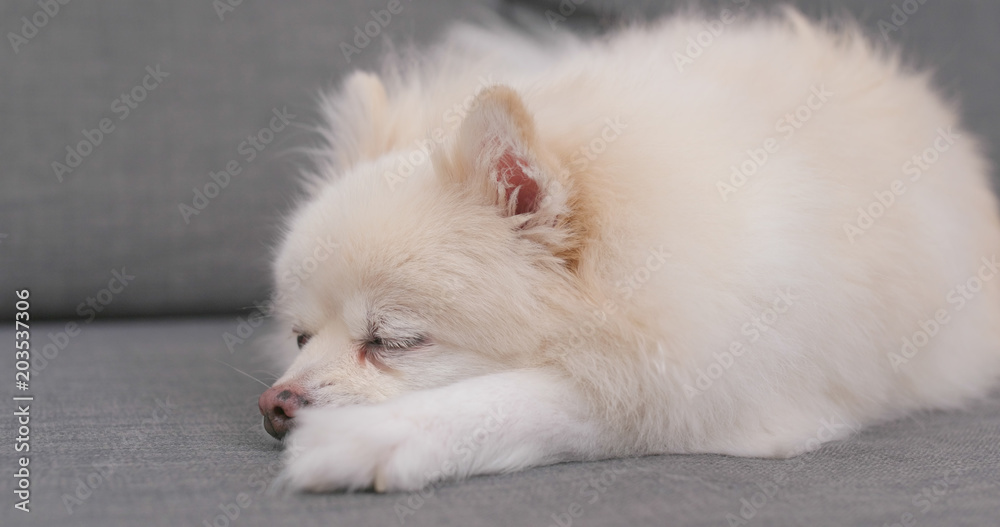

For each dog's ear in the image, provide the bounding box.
[322,71,392,171]
[449,86,567,222]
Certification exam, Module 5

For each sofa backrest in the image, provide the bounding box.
[2,0,998,319]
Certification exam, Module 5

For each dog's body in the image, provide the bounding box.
[261,10,1000,492]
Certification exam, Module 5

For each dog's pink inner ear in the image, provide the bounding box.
[497,150,540,215]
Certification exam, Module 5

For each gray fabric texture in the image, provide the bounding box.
[0,0,496,319]
[3,0,1000,319]
[1,318,999,526]
[4,2,1000,526]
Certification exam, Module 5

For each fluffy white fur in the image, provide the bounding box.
[266,9,1000,492]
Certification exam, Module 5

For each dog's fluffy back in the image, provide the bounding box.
[298,9,1000,456]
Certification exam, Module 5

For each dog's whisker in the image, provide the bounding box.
[211,358,272,388]
[249,370,282,381]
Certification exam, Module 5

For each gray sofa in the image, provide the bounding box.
[2,1,999,525]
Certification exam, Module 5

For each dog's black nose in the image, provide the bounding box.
[258,384,310,439]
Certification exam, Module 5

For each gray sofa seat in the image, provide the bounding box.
[3,1,1000,525]
[2,319,998,527]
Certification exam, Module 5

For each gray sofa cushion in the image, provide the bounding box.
[1,318,998,526]
[0,0,493,319]
[2,0,999,319]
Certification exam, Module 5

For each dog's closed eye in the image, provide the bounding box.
[365,335,427,352]
[362,335,428,370]
[296,333,312,349]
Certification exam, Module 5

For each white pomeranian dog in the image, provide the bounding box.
[259,7,1000,492]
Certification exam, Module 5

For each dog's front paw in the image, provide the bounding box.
[274,404,449,493]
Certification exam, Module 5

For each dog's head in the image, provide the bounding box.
[259,83,581,439]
